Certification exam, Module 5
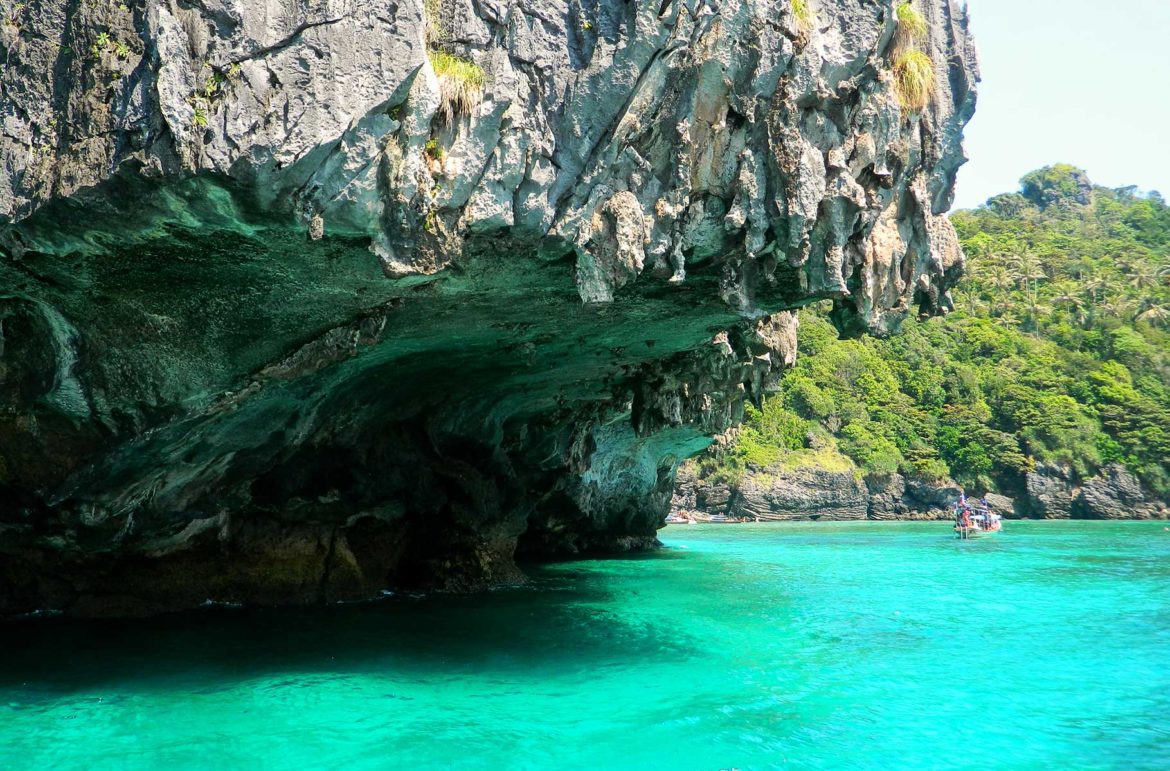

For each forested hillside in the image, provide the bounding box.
[688,166,1170,514]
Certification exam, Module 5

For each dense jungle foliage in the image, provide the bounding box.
[704,166,1170,499]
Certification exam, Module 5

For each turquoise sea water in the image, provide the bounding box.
[2,521,1169,770]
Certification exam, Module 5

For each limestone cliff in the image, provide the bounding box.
[0,0,977,615]
[672,461,1170,523]
[672,461,964,522]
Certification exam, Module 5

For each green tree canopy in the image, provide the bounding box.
[697,169,1170,499]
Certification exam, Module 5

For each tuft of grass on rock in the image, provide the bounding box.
[895,1,928,49]
[424,0,445,44]
[429,50,486,123]
[893,48,935,112]
[791,0,815,36]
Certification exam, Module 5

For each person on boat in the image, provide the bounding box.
[955,499,970,529]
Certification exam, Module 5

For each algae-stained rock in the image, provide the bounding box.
[0,0,977,615]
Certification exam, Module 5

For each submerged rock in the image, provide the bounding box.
[0,0,977,615]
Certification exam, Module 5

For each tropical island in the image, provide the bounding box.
[675,165,1170,522]
[3,0,1170,768]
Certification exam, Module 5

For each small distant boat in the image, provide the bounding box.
[953,495,1002,539]
[665,512,696,525]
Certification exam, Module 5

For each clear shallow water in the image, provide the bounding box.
[2,521,1169,770]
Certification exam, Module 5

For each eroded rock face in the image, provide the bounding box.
[1024,464,1077,519]
[866,473,961,520]
[674,465,962,522]
[1071,464,1167,521]
[740,467,869,521]
[982,493,1020,519]
[1016,463,1167,521]
[0,0,977,615]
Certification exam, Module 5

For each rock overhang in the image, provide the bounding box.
[0,0,977,615]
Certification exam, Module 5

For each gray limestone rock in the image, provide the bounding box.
[1025,464,1076,519]
[738,467,869,521]
[903,474,963,516]
[982,493,1019,519]
[865,473,908,520]
[675,465,963,522]
[0,0,978,616]
[1072,464,1164,520]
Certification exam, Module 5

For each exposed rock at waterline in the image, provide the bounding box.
[982,493,1020,519]
[1020,463,1168,521]
[1071,464,1167,521]
[737,466,869,521]
[675,457,1170,524]
[0,0,977,615]
[865,472,962,520]
[672,464,963,521]
[1023,464,1077,520]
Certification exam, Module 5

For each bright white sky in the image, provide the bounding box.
[953,0,1170,209]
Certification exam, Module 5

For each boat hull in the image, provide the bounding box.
[955,526,1000,539]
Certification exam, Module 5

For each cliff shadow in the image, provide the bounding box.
[0,553,698,695]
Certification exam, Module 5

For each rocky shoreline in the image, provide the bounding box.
[672,461,1170,522]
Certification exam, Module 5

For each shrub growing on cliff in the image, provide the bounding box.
[893,49,935,112]
[424,137,445,162]
[890,2,934,112]
[429,50,486,123]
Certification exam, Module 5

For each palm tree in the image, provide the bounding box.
[1157,264,1170,283]
[997,308,1022,328]
[1082,274,1108,305]
[986,265,1014,293]
[977,265,1015,317]
[1012,252,1047,292]
[1066,255,1095,281]
[1135,303,1170,327]
[962,294,990,317]
[1051,282,1086,325]
[1117,256,1144,276]
[1021,292,1052,332]
[1128,267,1157,292]
[1102,296,1133,320]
